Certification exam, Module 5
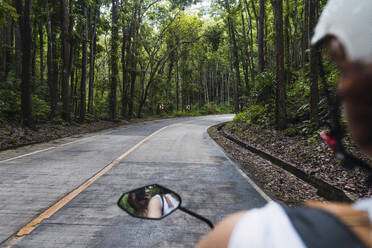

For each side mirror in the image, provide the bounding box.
[117,184,181,220]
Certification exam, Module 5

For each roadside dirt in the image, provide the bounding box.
[209,122,372,206]
[0,117,172,151]
[209,126,324,206]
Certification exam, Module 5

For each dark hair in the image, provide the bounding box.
[128,189,149,216]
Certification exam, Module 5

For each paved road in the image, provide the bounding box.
[0,115,268,248]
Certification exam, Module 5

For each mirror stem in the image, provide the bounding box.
[178,206,214,229]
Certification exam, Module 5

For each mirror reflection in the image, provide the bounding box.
[118,184,181,219]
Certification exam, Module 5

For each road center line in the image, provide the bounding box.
[14,126,168,238]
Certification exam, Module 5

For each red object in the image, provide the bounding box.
[321,131,337,153]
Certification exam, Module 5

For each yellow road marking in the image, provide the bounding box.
[15,126,168,237]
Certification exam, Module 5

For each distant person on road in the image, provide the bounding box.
[197,0,372,247]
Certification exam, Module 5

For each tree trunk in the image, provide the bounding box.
[291,0,299,69]
[70,66,74,114]
[38,17,44,85]
[60,0,71,122]
[31,20,36,78]
[110,0,119,120]
[270,0,286,129]
[74,68,79,118]
[15,0,33,126]
[246,5,255,83]
[1,10,13,81]
[80,3,88,122]
[15,20,22,82]
[285,0,291,87]
[302,0,309,66]
[165,54,175,105]
[121,23,129,118]
[258,0,265,72]
[88,2,99,114]
[176,60,179,111]
[128,2,140,119]
[45,0,58,119]
[228,45,235,109]
[0,24,5,80]
[225,0,241,113]
[68,0,74,107]
[240,10,250,98]
[309,0,319,126]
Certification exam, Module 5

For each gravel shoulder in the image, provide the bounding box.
[0,117,175,152]
[209,122,372,206]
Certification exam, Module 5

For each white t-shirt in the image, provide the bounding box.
[228,199,372,248]
[228,202,306,248]
[154,193,180,216]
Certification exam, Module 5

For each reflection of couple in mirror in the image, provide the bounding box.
[127,187,180,218]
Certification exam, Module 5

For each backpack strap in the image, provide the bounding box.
[160,195,164,216]
[163,195,174,208]
[283,206,369,248]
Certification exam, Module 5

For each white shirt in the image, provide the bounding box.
[153,193,180,216]
[228,202,306,248]
[228,199,372,248]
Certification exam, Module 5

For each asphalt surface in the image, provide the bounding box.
[0,115,268,248]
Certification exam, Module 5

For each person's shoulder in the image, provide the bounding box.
[228,202,306,248]
[149,195,162,205]
[198,202,304,248]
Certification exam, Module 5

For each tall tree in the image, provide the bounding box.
[60,0,71,121]
[258,0,265,72]
[15,0,33,126]
[14,1,22,82]
[45,0,58,119]
[38,13,44,86]
[80,1,88,122]
[240,9,250,97]
[128,1,140,120]
[245,4,255,83]
[270,0,286,129]
[0,5,13,81]
[110,0,119,120]
[309,0,319,126]
[225,0,241,113]
[88,1,99,114]
[301,0,309,66]
[121,0,130,118]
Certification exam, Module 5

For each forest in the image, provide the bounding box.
[0,0,333,132]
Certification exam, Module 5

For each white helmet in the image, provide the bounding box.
[311,0,372,64]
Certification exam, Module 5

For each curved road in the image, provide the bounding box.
[0,115,268,248]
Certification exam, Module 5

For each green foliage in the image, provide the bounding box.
[0,1,18,25]
[94,92,110,119]
[199,102,233,115]
[204,24,223,51]
[252,70,275,105]
[284,127,298,137]
[170,103,233,117]
[0,72,21,121]
[307,129,323,143]
[32,96,50,121]
[0,0,343,133]
[119,194,134,214]
[234,105,271,126]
